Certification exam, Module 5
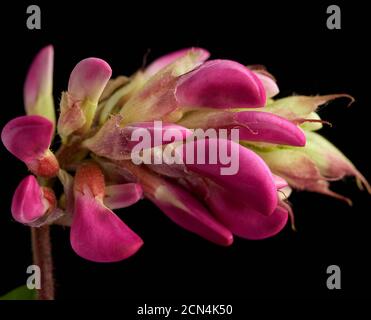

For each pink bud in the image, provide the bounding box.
[68,58,112,104]
[176,60,266,109]
[58,58,112,139]
[24,45,55,124]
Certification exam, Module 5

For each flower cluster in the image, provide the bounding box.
[1,46,369,262]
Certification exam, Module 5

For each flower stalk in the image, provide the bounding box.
[31,226,55,300]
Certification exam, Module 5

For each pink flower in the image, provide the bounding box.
[11,175,57,226]
[70,162,143,262]
[1,115,59,178]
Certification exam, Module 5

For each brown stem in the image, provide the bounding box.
[31,226,55,300]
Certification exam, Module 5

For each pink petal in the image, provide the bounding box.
[235,111,306,146]
[206,183,288,240]
[178,110,306,147]
[149,181,233,246]
[176,60,266,109]
[1,115,53,163]
[104,183,143,209]
[24,46,54,115]
[175,138,277,216]
[145,48,210,78]
[252,70,279,98]
[68,58,112,105]
[11,175,52,224]
[273,174,288,190]
[71,192,143,262]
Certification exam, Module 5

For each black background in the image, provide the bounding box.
[0,0,370,302]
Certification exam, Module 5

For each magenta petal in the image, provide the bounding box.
[104,183,143,209]
[236,112,306,146]
[179,110,306,147]
[71,193,143,262]
[176,139,277,216]
[273,174,288,190]
[145,47,210,78]
[206,184,288,240]
[24,45,54,114]
[150,181,233,246]
[11,175,47,224]
[68,58,112,104]
[176,60,266,109]
[253,70,279,98]
[1,115,53,163]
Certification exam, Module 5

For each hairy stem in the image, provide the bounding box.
[31,226,55,300]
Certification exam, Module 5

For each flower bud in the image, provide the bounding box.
[144,47,210,78]
[24,45,55,125]
[58,58,112,141]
